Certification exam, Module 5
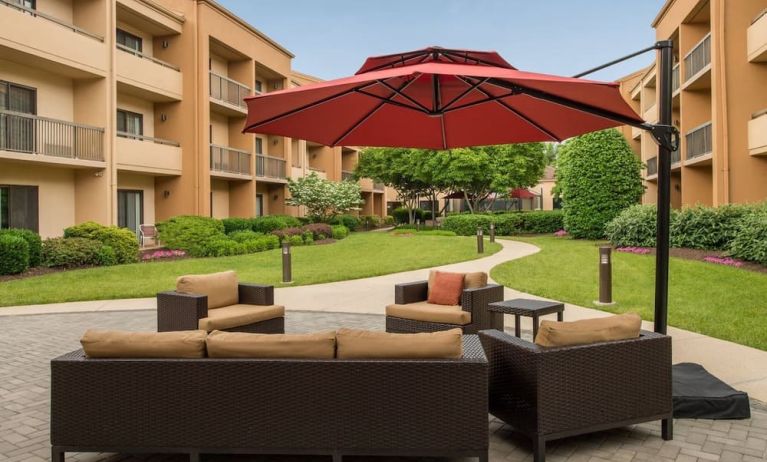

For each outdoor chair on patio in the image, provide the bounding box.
[139,224,159,248]
[478,318,673,462]
[386,271,504,334]
[156,270,284,333]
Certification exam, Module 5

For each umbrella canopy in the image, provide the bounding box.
[243,47,643,149]
[510,188,537,199]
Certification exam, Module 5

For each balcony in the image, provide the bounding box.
[646,156,658,180]
[0,110,104,167]
[643,104,658,124]
[373,182,385,191]
[116,132,181,175]
[748,110,767,156]
[209,71,250,117]
[685,122,713,166]
[116,44,182,102]
[255,155,287,181]
[671,146,682,170]
[0,0,106,78]
[307,167,327,179]
[672,63,680,94]
[341,170,355,181]
[631,126,642,140]
[210,144,251,179]
[748,9,767,62]
[683,33,711,91]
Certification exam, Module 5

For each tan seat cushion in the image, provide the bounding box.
[534,313,642,347]
[386,302,471,325]
[80,329,207,358]
[176,270,238,309]
[428,270,487,295]
[206,330,336,359]
[336,327,463,359]
[198,304,285,332]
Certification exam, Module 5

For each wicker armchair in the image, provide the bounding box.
[386,280,504,334]
[478,329,673,462]
[156,283,284,333]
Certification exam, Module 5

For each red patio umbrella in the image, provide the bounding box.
[243,46,643,149]
[509,188,537,199]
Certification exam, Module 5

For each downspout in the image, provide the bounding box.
[717,0,731,204]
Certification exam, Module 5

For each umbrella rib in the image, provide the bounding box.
[440,77,490,112]
[442,50,506,68]
[355,89,429,114]
[358,50,429,73]
[442,91,516,113]
[440,114,447,149]
[377,79,431,113]
[457,76,562,142]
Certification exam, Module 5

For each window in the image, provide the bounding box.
[117,190,143,237]
[256,194,264,217]
[116,109,143,137]
[0,185,38,232]
[255,80,263,94]
[0,187,8,229]
[0,80,36,153]
[255,138,263,154]
[116,29,142,53]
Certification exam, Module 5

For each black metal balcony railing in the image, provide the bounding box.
[684,33,711,81]
[256,154,286,179]
[210,144,251,175]
[647,156,658,176]
[341,170,355,181]
[116,43,179,71]
[209,71,250,109]
[0,110,104,161]
[373,182,385,191]
[117,131,179,147]
[686,122,713,160]
[0,0,103,41]
[672,63,680,93]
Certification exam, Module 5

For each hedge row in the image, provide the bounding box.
[221,215,302,234]
[64,221,139,264]
[605,203,767,264]
[441,211,564,236]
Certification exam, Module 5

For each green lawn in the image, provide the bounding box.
[1,232,500,308]
[491,236,767,351]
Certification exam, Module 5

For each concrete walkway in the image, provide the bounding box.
[3,238,767,402]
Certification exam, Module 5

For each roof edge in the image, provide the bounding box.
[652,0,676,27]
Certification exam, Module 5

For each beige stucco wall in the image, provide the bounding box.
[0,59,74,121]
[116,20,153,56]
[117,172,156,225]
[116,93,155,137]
[210,179,229,219]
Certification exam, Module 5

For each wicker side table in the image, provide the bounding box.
[487,298,564,339]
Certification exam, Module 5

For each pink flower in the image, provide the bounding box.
[554,229,568,237]
[616,246,652,255]
[703,256,743,268]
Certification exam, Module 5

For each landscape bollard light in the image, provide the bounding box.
[476,227,484,254]
[596,246,615,305]
[416,219,420,231]
[282,242,292,284]
[489,222,496,243]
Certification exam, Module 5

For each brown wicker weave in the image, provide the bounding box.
[156,283,284,333]
[50,336,489,462]
[478,329,673,462]
[386,280,504,334]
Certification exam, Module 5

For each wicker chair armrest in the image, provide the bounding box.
[238,283,275,305]
[394,281,429,304]
[156,291,208,332]
[461,283,504,313]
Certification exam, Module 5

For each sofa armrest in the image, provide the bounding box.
[238,283,275,306]
[462,284,504,330]
[156,291,208,332]
[394,281,428,304]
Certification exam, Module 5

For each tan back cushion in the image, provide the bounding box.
[336,327,463,359]
[176,270,238,309]
[534,313,642,348]
[464,272,488,289]
[206,330,336,358]
[80,329,207,358]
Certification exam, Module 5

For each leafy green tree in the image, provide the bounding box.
[556,129,644,239]
[286,173,364,222]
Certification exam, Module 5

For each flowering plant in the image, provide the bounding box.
[616,246,652,255]
[553,229,568,237]
[142,249,186,261]
[703,256,743,268]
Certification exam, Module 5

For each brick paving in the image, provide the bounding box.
[1,310,765,462]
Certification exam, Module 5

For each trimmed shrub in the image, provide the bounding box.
[64,221,139,264]
[204,238,244,257]
[360,215,382,228]
[492,213,523,235]
[286,235,304,247]
[271,227,304,242]
[302,223,332,240]
[331,225,349,240]
[251,216,292,234]
[605,204,659,248]
[303,232,314,245]
[392,207,411,224]
[42,237,113,268]
[0,228,42,267]
[157,216,226,257]
[0,234,29,275]
[390,229,457,236]
[330,214,361,231]
[442,214,494,235]
[729,210,767,265]
[517,210,565,234]
[556,129,644,239]
[274,215,302,228]
[383,215,395,226]
[221,217,252,234]
[671,204,751,250]
[240,234,280,253]
[228,230,265,243]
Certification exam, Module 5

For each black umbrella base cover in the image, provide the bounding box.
[673,362,751,419]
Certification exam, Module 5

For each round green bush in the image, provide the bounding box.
[329,214,360,231]
[156,216,226,257]
[517,210,565,234]
[492,214,523,235]
[221,217,252,234]
[0,228,41,267]
[556,129,644,239]
[392,207,411,224]
[204,238,244,257]
[42,237,112,268]
[0,234,30,275]
[383,215,395,226]
[95,245,118,266]
[302,232,314,245]
[442,214,494,235]
[251,216,292,234]
[274,215,302,228]
[671,204,751,250]
[286,235,304,247]
[302,223,332,240]
[729,210,767,265]
[360,215,382,228]
[239,234,279,253]
[331,225,349,240]
[64,221,138,264]
[228,230,265,243]
[605,204,659,247]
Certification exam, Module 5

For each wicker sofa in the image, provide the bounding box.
[50,336,489,462]
[386,278,504,334]
[478,329,673,462]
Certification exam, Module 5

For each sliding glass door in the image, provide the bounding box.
[117,190,143,238]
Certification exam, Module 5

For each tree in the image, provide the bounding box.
[555,129,644,239]
[286,173,364,222]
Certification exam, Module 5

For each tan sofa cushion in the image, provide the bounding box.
[386,302,471,325]
[176,270,238,309]
[534,313,642,347]
[428,270,487,295]
[336,328,463,359]
[206,330,336,358]
[80,329,207,358]
[198,304,285,332]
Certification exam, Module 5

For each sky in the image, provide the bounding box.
[217,0,666,82]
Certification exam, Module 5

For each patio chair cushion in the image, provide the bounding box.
[336,327,463,359]
[428,270,487,295]
[534,312,642,347]
[206,330,336,359]
[385,302,470,325]
[198,304,285,332]
[427,271,465,305]
[176,270,239,309]
[80,329,207,358]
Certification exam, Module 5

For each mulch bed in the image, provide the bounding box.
[0,265,96,283]
[612,245,767,274]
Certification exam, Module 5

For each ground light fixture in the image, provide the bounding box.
[595,246,615,306]
[476,227,484,254]
[282,242,292,284]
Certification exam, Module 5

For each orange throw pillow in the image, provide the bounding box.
[427,271,465,306]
